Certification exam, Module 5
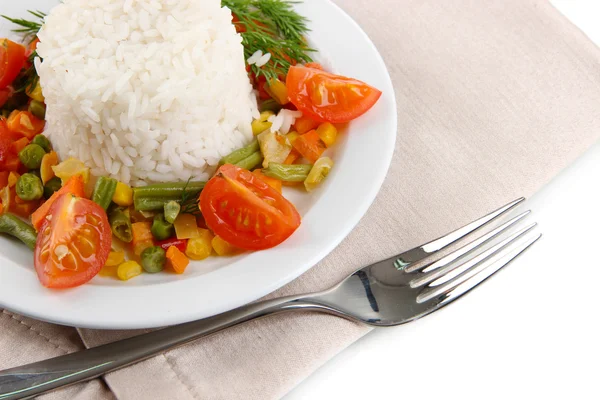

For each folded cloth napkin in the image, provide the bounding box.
[2,0,599,398]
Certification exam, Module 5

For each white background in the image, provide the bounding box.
[286,1,600,399]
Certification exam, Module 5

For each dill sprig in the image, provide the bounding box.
[179,178,203,216]
[1,10,45,42]
[223,0,314,82]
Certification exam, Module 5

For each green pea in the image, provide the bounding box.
[16,173,44,201]
[18,144,46,170]
[140,246,166,273]
[43,177,62,199]
[28,100,46,120]
[164,200,181,224]
[31,134,51,153]
[151,213,174,241]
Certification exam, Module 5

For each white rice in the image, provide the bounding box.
[254,52,271,68]
[36,0,257,186]
[268,109,302,135]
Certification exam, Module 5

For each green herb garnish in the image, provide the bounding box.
[223,0,314,82]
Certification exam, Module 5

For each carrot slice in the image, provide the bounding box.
[292,130,326,163]
[166,246,190,274]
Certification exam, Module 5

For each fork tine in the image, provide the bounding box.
[435,232,541,308]
[408,210,531,282]
[394,198,525,270]
[416,223,538,303]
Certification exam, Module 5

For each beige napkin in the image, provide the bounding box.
[2,0,600,398]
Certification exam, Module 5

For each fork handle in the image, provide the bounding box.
[0,295,329,400]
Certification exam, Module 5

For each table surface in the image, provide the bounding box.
[286,1,600,399]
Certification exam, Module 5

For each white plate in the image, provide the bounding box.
[0,0,397,329]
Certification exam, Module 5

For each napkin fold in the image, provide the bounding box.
[2,0,599,398]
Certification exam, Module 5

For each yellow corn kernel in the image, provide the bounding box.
[259,111,275,122]
[117,261,143,281]
[26,80,45,102]
[112,182,133,207]
[252,119,272,136]
[265,78,289,104]
[8,172,20,188]
[212,235,241,256]
[185,229,214,261]
[52,157,90,184]
[105,251,125,267]
[174,213,200,239]
[99,264,118,278]
[40,151,59,185]
[316,123,338,147]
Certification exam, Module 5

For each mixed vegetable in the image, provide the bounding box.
[0,2,382,289]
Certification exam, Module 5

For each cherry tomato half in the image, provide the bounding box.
[199,164,301,250]
[286,65,382,123]
[34,193,111,288]
[0,39,26,89]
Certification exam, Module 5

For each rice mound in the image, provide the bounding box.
[36,0,258,186]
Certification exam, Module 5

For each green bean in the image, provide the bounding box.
[140,246,166,273]
[132,181,205,199]
[134,196,179,212]
[235,151,264,171]
[16,173,44,201]
[164,200,181,224]
[92,176,118,211]
[28,100,46,120]
[0,214,37,250]
[18,144,46,170]
[151,213,174,241]
[219,139,260,166]
[31,134,51,153]
[109,207,133,243]
[262,163,313,182]
[44,177,62,199]
[259,99,283,114]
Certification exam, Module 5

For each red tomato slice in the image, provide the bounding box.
[199,164,301,250]
[286,65,382,123]
[31,175,86,231]
[34,193,111,288]
[0,39,26,89]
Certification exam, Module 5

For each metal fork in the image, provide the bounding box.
[0,198,540,400]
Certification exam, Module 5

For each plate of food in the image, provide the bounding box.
[0,0,396,329]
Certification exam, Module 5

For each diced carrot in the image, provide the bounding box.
[253,169,282,193]
[132,222,153,247]
[31,175,85,231]
[40,151,59,185]
[7,111,45,139]
[292,130,326,163]
[166,246,190,274]
[11,137,30,155]
[3,157,21,172]
[0,171,8,189]
[1,185,39,218]
[283,149,300,165]
[293,116,319,135]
